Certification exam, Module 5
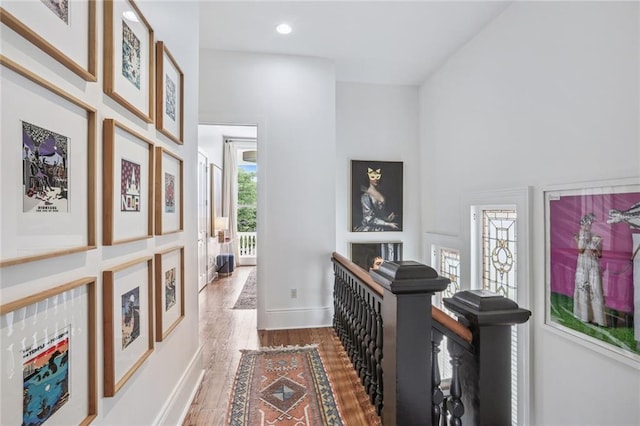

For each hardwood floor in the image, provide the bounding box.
[182,266,381,425]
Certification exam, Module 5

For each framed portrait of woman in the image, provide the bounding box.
[350,160,403,232]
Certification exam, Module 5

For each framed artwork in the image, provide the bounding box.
[102,118,154,245]
[0,56,96,267]
[350,241,403,271]
[351,160,403,232]
[155,41,184,144]
[155,246,185,341]
[103,256,154,397]
[210,163,223,232]
[0,277,97,425]
[544,178,640,364]
[155,147,183,235]
[103,0,154,123]
[0,0,97,81]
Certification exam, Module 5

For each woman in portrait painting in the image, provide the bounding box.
[573,213,606,326]
[354,166,400,232]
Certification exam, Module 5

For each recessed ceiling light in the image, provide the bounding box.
[276,23,292,35]
[122,10,139,22]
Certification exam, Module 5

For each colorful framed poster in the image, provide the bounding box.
[155,147,183,235]
[0,0,97,81]
[103,119,154,245]
[155,246,185,341]
[351,160,403,232]
[103,0,154,123]
[0,277,97,425]
[0,56,96,267]
[210,163,223,232]
[103,256,154,397]
[350,241,403,271]
[155,41,184,144]
[544,178,640,364]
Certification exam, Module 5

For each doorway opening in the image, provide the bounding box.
[197,124,258,287]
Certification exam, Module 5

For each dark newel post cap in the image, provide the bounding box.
[443,290,531,326]
[370,260,450,294]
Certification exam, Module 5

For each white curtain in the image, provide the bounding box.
[222,141,240,261]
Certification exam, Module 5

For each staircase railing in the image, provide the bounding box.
[331,252,531,425]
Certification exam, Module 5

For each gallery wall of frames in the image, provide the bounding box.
[0,1,194,425]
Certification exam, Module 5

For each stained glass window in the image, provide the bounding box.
[439,248,460,300]
[434,246,460,381]
[481,208,518,426]
[482,209,517,299]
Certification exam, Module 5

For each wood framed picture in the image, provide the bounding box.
[155,147,183,235]
[350,241,403,271]
[0,0,97,81]
[0,56,96,267]
[155,246,185,342]
[102,118,154,245]
[210,163,223,232]
[103,256,154,397]
[0,277,97,425]
[544,178,640,365]
[155,41,184,144]
[103,0,154,123]
[351,160,403,232]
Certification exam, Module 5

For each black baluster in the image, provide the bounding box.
[361,292,373,393]
[374,302,383,415]
[432,329,445,426]
[447,346,464,426]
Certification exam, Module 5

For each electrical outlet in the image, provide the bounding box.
[290,288,297,299]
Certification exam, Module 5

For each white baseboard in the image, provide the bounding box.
[262,306,333,330]
[154,345,205,425]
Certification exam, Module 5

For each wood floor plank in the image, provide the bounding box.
[182,266,381,425]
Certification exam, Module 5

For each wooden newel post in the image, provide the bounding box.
[371,261,450,426]
[443,290,531,426]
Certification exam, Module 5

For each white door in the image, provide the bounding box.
[197,151,209,291]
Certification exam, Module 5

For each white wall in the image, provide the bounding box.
[420,2,639,425]
[0,1,201,425]
[198,124,257,167]
[199,50,336,329]
[336,82,421,261]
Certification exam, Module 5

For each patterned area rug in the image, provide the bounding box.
[232,267,256,309]
[227,345,344,425]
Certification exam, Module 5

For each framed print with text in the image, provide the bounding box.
[103,0,154,122]
[0,277,97,425]
[103,118,154,245]
[103,256,154,397]
[1,0,97,80]
[155,246,185,341]
[0,56,96,267]
[351,160,403,232]
[155,147,183,235]
[544,178,640,364]
[155,41,184,144]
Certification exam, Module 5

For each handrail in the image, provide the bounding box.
[432,305,473,343]
[332,251,384,296]
[331,252,472,343]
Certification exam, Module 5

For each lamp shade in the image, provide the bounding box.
[215,216,229,230]
[242,150,257,163]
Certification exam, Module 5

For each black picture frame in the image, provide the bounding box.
[350,241,403,271]
[351,160,403,232]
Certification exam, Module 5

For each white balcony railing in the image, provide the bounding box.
[238,232,257,259]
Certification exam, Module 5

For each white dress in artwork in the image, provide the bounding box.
[573,216,606,326]
[633,234,639,347]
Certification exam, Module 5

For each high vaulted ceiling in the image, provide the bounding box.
[199,1,513,86]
